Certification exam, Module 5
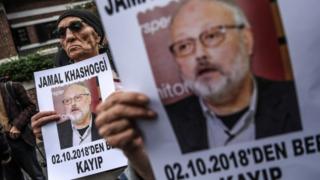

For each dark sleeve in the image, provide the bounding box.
[11,82,37,130]
[0,128,11,161]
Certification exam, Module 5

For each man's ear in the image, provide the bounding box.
[242,27,254,56]
[96,35,102,45]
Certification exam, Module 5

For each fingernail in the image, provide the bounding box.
[147,110,156,117]
[138,95,148,102]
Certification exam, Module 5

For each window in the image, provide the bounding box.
[35,21,57,43]
[12,27,30,47]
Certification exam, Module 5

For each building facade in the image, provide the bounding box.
[0,0,93,61]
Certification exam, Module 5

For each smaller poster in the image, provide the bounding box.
[34,54,127,180]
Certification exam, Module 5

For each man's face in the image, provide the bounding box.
[58,17,101,62]
[63,84,91,125]
[170,0,253,103]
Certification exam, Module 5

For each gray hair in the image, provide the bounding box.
[64,82,91,96]
[215,0,250,27]
[172,0,250,27]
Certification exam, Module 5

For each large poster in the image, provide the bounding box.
[96,0,320,179]
[34,54,127,180]
[278,0,320,130]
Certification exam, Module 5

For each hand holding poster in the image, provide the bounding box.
[34,54,127,180]
[95,0,320,179]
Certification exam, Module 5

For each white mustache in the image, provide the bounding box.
[196,63,225,77]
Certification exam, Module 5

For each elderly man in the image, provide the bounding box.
[32,10,113,136]
[57,83,100,149]
[31,9,123,180]
[32,10,105,134]
[32,9,104,147]
[94,0,302,179]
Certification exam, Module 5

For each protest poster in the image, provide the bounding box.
[34,54,127,180]
[95,0,320,179]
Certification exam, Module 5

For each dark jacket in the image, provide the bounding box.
[0,82,37,146]
[57,113,100,149]
[0,126,11,162]
[165,77,303,154]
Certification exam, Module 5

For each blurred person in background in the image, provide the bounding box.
[0,124,11,179]
[0,80,45,180]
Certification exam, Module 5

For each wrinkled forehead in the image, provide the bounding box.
[58,16,83,28]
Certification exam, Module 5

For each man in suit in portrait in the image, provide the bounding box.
[57,83,100,149]
[166,0,302,154]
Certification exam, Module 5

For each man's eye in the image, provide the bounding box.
[71,23,81,30]
[178,42,192,52]
[75,95,81,101]
[178,44,188,51]
[205,32,218,40]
